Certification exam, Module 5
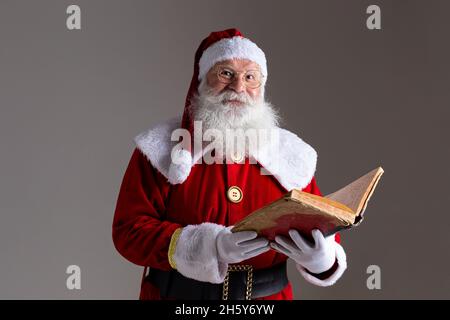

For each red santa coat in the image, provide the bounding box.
[112,117,347,300]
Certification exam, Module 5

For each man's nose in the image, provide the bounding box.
[227,76,246,93]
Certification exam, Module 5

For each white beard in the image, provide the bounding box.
[191,79,279,132]
[189,79,280,160]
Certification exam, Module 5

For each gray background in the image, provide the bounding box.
[0,0,449,299]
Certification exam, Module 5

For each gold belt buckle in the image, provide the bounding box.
[222,264,253,300]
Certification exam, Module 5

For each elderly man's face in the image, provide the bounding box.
[205,59,262,106]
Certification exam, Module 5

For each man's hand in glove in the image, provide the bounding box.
[270,229,336,274]
[216,226,270,264]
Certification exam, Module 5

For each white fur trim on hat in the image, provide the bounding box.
[296,242,347,287]
[198,36,267,82]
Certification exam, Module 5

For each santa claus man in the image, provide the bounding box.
[112,28,347,300]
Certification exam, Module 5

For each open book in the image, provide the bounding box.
[231,167,384,241]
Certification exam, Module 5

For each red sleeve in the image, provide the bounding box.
[306,176,323,196]
[112,148,182,270]
[303,176,341,244]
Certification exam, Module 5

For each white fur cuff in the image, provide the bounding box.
[296,242,347,287]
[172,222,229,284]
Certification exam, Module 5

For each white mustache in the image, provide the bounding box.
[204,90,256,106]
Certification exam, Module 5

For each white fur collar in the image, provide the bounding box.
[134,117,317,191]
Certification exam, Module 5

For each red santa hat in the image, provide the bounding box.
[181,28,267,135]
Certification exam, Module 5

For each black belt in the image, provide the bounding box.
[146,262,288,300]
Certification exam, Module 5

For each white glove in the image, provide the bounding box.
[171,223,271,284]
[216,226,270,264]
[270,229,336,274]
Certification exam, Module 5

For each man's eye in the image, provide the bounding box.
[220,70,234,79]
[246,74,255,81]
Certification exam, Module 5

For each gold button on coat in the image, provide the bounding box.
[227,186,243,203]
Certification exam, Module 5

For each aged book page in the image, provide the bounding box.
[325,167,384,215]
